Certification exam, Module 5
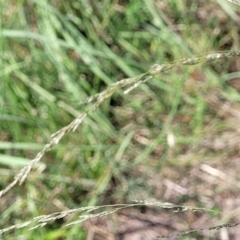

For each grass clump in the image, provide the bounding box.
[1,0,240,239]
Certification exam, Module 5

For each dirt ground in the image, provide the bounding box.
[84,88,240,240]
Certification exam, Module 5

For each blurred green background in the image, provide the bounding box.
[1,0,240,239]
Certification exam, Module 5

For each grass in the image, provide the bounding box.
[1,0,240,239]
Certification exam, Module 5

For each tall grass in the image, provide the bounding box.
[1,0,240,239]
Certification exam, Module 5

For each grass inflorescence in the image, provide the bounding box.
[1,0,240,239]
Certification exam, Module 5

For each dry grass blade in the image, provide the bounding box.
[227,0,240,6]
[157,222,240,238]
[0,51,240,198]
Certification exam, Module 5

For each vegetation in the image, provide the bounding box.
[1,0,240,239]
